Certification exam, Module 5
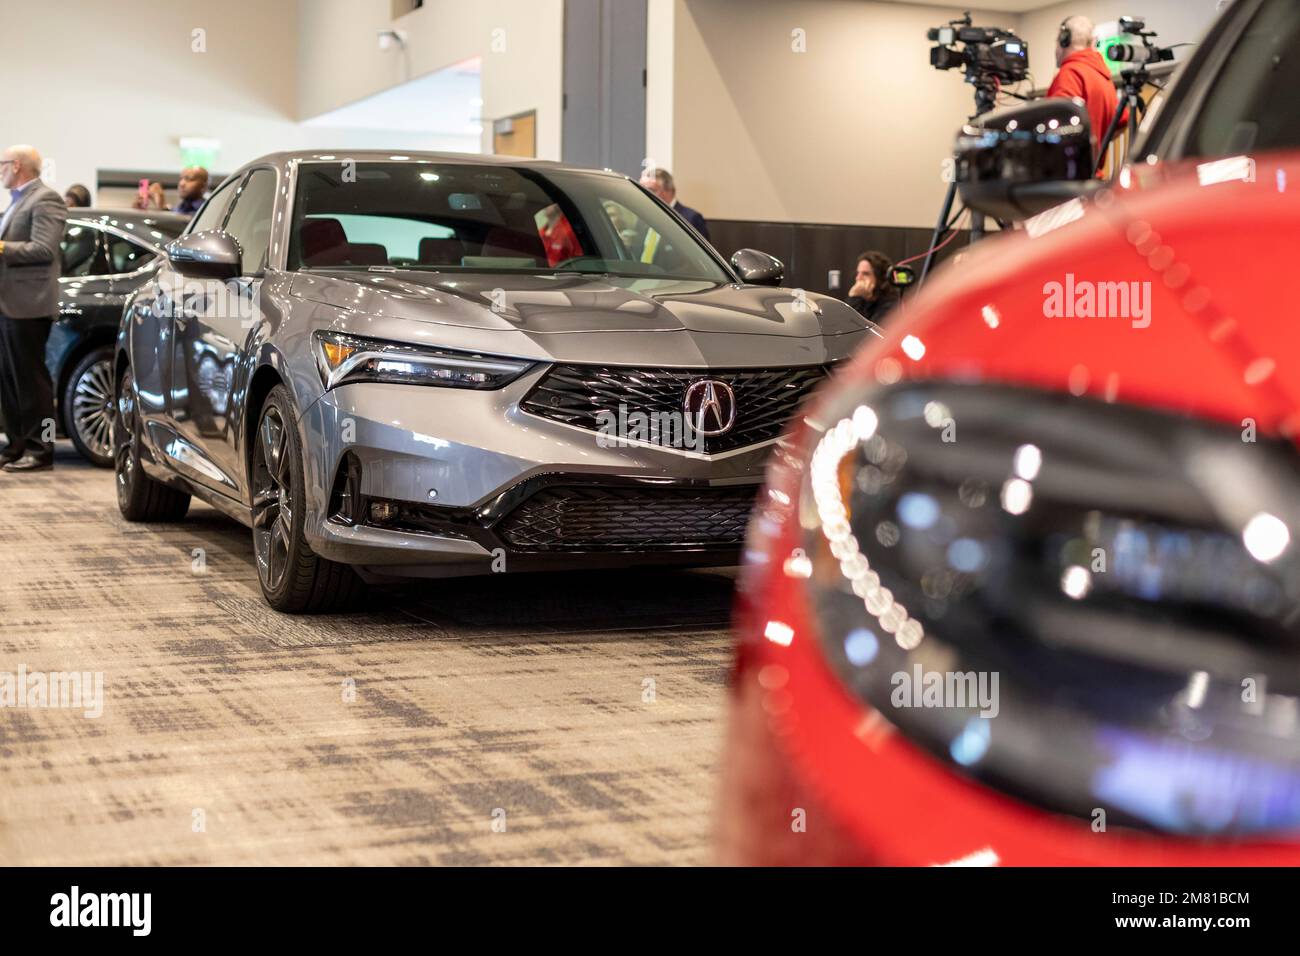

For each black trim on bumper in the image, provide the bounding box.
[346,473,761,557]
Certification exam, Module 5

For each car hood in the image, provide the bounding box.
[291,270,869,336]
[289,270,874,368]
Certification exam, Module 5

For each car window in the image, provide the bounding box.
[189,177,238,234]
[306,214,454,265]
[598,199,664,264]
[1184,0,1300,157]
[61,223,100,277]
[287,162,728,282]
[221,168,277,274]
[104,234,156,274]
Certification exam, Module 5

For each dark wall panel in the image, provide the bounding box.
[706,219,971,299]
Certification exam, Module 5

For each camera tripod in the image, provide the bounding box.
[1094,63,1152,176]
[919,78,1001,285]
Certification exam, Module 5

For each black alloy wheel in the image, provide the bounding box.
[250,385,365,613]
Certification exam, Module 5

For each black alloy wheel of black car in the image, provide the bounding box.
[65,346,116,467]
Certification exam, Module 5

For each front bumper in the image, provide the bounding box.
[297,368,775,576]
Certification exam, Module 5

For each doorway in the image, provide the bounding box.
[493,111,538,157]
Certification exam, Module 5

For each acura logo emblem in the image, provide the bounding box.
[683,379,737,436]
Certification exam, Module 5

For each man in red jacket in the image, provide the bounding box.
[1047,15,1122,168]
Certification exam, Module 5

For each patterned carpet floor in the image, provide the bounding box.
[0,445,735,865]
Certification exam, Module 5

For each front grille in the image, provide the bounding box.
[495,483,758,551]
[520,364,833,453]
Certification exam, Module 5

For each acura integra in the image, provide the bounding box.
[113,151,875,611]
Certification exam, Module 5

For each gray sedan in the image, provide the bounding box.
[113,150,876,612]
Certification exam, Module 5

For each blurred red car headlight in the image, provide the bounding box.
[731,375,1300,860]
[805,378,1300,833]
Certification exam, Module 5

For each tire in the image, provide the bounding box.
[114,366,191,522]
[250,385,366,613]
[64,346,116,467]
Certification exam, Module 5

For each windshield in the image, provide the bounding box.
[288,161,729,283]
[1182,0,1300,158]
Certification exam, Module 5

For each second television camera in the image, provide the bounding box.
[928,11,1029,89]
[1103,16,1176,65]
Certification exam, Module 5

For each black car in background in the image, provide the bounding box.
[52,210,188,465]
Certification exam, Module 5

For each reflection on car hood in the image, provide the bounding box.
[290,270,869,339]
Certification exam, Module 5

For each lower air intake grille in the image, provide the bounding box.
[496,484,759,552]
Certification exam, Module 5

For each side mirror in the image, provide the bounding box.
[167,231,242,280]
[730,248,785,286]
[955,98,1104,221]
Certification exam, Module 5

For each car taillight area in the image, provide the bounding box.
[729,374,1300,863]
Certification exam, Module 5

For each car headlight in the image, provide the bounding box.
[313,330,534,390]
[779,379,1300,837]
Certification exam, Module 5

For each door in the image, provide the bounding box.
[136,176,241,453]
[55,220,109,344]
[55,224,167,462]
[168,167,277,497]
[493,111,537,157]
[562,0,647,177]
[52,222,112,435]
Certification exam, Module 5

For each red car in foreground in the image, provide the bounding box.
[718,0,1300,865]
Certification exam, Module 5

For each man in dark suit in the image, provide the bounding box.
[639,167,710,241]
[0,144,67,473]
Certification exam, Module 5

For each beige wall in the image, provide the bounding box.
[668,0,1225,228]
[0,0,457,206]
[670,0,1027,228]
[646,0,677,174]
[1020,0,1223,83]
[2,0,1225,220]
[297,0,564,159]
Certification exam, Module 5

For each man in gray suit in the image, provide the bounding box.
[0,144,66,472]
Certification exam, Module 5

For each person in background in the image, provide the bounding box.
[846,250,899,324]
[134,165,209,216]
[64,183,91,208]
[0,144,67,473]
[1048,15,1122,165]
[638,167,709,241]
